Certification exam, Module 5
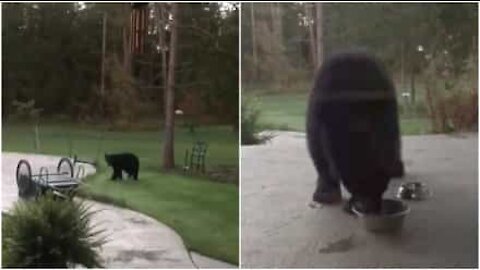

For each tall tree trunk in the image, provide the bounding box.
[158,4,168,106]
[305,3,316,69]
[400,41,405,92]
[162,3,178,169]
[123,4,132,74]
[271,3,282,45]
[155,3,168,108]
[270,3,283,89]
[410,70,416,103]
[100,12,107,118]
[250,3,257,79]
[315,3,323,69]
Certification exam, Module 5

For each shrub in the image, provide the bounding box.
[424,50,478,133]
[9,99,43,122]
[241,96,262,145]
[398,98,428,119]
[104,56,140,129]
[2,194,104,268]
[77,55,140,128]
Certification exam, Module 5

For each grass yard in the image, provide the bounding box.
[254,93,432,135]
[2,122,238,170]
[257,93,308,131]
[80,167,238,264]
[2,122,239,264]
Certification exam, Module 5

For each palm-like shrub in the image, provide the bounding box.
[2,194,104,268]
[241,96,262,145]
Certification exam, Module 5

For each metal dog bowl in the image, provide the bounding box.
[396,181,431,200]
[353,199,410,233]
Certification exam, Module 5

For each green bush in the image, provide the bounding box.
[9,99,42,122]
[2,194,104,268]
[398,99,428,119]
[241,96,262,145]
[424,51,478,133]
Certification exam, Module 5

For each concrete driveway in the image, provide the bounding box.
[2,153,235,268]
[241,132,478,268]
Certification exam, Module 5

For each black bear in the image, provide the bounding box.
[105,153,139,181]
[306,50,403,213]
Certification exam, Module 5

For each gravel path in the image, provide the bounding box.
[2,152,235,268]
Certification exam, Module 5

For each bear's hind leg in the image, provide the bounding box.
[110,170,116,180]
[112,167,122,180]
[307,120,342,204]
[133,169,138,180]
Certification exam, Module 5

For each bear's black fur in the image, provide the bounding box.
[105,153,139,180]
[306,50,403,213]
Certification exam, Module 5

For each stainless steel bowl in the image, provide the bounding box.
[397,181,431,200]
[353,199,410,233]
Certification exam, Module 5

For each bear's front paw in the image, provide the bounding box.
[313,189,342,205]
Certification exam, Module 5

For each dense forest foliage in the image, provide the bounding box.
[242,3,477,89]
[3,3,238,127]
[241,3,478,133]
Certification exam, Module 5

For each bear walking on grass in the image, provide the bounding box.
[105,153,139,181]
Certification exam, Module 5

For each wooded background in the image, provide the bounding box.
[3,3,239,128]
[242,3,477,91]
[241,3,478,133]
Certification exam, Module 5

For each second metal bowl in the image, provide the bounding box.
[396,181,431,200]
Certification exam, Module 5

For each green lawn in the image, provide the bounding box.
[257,93,308,131]
[255,93,432,135]
[2,122,239,264]
[2,122,238,170]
